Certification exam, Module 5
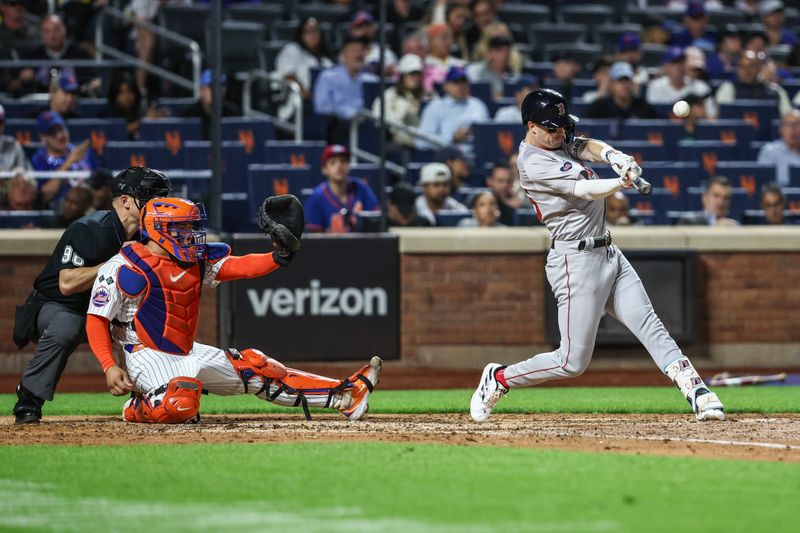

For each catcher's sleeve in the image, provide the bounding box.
[86,315,116,372]
[216,252,282,282]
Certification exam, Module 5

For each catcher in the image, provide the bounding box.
[85,194,382,423]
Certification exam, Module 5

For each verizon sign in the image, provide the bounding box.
[231,235,399,361]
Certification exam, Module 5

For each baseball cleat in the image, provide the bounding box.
[13,384,43,424]
[693,389,725,421]
[470,363,508,423]
[341,356,382,421]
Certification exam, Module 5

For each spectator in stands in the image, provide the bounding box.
[304,144,379,233]
[581,58,612,105]
[349,10,398,76]
[495,75,538,123]
[677,176,739,226]
[274,17,333,122]
[744,30,794,83]
[548,50,582,103]
[415,162,468,225]
[458,191,502,227]
[588,62,658,120]
[715,50,793,117]
[181,69,240,141]
[467,35,514,100]
[44,184,92,228]
[0,104,32,172]
[684,46,709,81]
[646,47,717,117]
[705,27,742,79]
[388,0,426,35]
[679,93,710,137]
[417,66,489,153]
[485,161,520,226]
[87,168,112,211]
[372,54,425,152]
[641,17,672,46]
[12,14,99,97]
[31,111,93,208]
[313,36,378,147]
[436,146,471,189]
[465,0,498,58]
[445,1,471,62]
[615,32,649,94]
[757,109,800,187]
[669,0,717,52]
[0,0,40,53]
[386,181,431,227]
[759,0,799,47]
[100,74,148,140]
[759,182,788,225]
[423,23,465,93]
[34,70,81,121]
[470,22,523,76]
[402,32,427,58]
[5,170,37,211]
[606,192,632,226]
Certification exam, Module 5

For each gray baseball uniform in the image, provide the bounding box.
[503,139,684,386]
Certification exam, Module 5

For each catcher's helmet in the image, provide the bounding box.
[112,166,172,206]
[140,197,207,263]
[521,88,579,142]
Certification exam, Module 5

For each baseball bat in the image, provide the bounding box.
[633,176,652,196]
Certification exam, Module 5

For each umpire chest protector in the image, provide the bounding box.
[119,242,202,355]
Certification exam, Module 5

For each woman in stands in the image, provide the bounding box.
[274,16,333,121]
[100,73,165,140]
[372,53,427,159]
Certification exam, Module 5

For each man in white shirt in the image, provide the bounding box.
[414,162,468,225]
[757,109,800,186]
[646,46,717,117]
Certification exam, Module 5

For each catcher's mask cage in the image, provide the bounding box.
[521,88,579,143]
[140,197,207,263]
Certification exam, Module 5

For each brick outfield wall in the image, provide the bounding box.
[0,257,218,357]
[400,252,800,361]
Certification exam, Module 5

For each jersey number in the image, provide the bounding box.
[61,245,85,267]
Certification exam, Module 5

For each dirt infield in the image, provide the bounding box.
[2,413,798,463]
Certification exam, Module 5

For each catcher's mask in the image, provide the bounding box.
[140,197,207,263]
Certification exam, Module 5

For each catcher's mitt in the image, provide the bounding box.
[256,195,304,260]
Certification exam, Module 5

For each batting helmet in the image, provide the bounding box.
[521,88,579,142]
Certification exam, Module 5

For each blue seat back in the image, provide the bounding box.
[714,162,776,197]
[472,122,525,169]
[718,100,780,140]
[221,117,274,151]
[247,164,315,213]
[693,119,756,149]
[104,141,185,170]
[264,141,327,174]
[676,140,741,177]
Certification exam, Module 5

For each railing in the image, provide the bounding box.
[240,70,304,141]
[349,108,448,177]
[95,6,202,98]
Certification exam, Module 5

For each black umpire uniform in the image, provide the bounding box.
[12,167,171,423]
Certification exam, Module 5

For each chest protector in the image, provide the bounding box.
[121,242,202,355]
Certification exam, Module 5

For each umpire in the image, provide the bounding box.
[11,167,171,424]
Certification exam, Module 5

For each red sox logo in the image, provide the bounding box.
[556,103,566,116]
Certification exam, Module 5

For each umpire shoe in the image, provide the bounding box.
[341,356,382,421]
[13,384,44,424]
[470,363,508,423]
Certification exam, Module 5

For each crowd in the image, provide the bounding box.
[1,0,800,228]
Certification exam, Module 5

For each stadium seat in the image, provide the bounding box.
[0,210,55,229]
[77,99,108,118]
[513,208,543,227]
[247,164,315,213]
[594,23,643,54]
[472,122,525,170]
[543,43,602,69]
[572,119,613,140]
[4,119,41,146]
[0,99,47,119]
[139,118,205,145]
[182,140,255,195]
[639,44,669,69]
[154,97,196,116]
[294,3,350,25]
[222,197,259,233]
[222,117,274,153]
[676,140,742,177]
[349,164,383,192]
[718,101,780,141]
[632,188,686,225]
[434,210,472,227]
[497,4,551,27]
[789,166,800,187]
[620,120,684,148]
[217,20,266,73]
[644,161,704,192]
[714,162,777,197]
[557,4,614,28]
[104,141,184,170]
[67,119,128,156]
[225,3,282,38]
[609,140,670,164]
[527,23,588,53]
[264,141,327,174]
[693,119,757,148]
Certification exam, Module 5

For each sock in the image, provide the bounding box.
[495,367,509,389]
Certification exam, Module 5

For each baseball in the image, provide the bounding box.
[672,100,690,118]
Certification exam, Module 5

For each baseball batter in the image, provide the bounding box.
[85,196,381,423]
[470,89,725,422]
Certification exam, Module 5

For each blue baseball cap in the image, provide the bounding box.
[37,110,66,135]
[686,0,706,18]
[200,69,227,87]
[445,66,468,82]
[609,61,635,81]
[617,32,641,52]
[663,46,686,63]
[59,71,78,92]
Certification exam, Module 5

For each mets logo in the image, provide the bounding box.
[560,161,572,172]
[92,287,110,307]
[556,103,566,116]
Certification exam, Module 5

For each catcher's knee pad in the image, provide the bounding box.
[225,348,287,394]
[123,377,202,424]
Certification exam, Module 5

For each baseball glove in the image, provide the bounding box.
[256,195,304,262]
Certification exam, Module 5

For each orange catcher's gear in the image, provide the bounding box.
[123,376,202,423]
[120,242,202,355]
[225,349,381,420]
[140,197,207,263]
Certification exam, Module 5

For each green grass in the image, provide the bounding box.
[0,443,796,533]
[1,386,798,417]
